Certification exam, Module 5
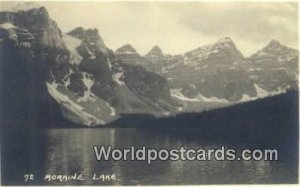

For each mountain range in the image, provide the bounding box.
[0,7,298,126]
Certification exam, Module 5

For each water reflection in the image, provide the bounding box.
[41,128,297,185]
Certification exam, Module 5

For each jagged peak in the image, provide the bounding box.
[263,39,298,53]
[68,27,85,35]
[146,45,164,56]
[266,39,284,49]
[0,6,49,18]
[0,5,66,50]
[250,39,298,59]
[0,6,52,31]
[115,44,138,54]
[215,37,237,49]
[185,37,240,58]
[25,6,48,14]
[67,26,107,54]
[67,27,100,39]
[0,2,45,13]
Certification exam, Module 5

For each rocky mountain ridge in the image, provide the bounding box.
[116,37,298,105]
[0,6,298,126]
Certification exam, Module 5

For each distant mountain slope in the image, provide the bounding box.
[111,90,298,145]
[245,40,298,92]
[117,38,257,102]
[116,38,298,108]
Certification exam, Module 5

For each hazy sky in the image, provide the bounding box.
[1,1,298,56]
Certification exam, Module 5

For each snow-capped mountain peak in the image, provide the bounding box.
[245,39,298,93]
[215,37,238,50]
[250,39,298,60]
[184,37,243,66]
[268,40,298,55]
[263,39,293,52]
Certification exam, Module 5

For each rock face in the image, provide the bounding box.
[118,38,257,102]
[117,37,298,106]
[184,38,244,65]
[0,7,65,49]
[0,7,179,126]
[245,40,298,92]
[175,37,256,102]
[0,7,67,126]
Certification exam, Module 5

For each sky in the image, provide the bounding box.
[0,1,298,56]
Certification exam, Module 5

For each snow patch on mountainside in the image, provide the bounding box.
[239,94,255,102]
[171,89,229,103]
[82,44,96,59]
[171,89,199,101]
[255,84,289,98]
[47,82,105,126]
[112,71,125,86]
[184,37,238,66]
[0,23,16,29]
[107,57,112,70]
[184,44,213,66]
[77,72,95,102]
[194,93,229,103]
[63,35,83,64]
[238,84,292,103]
[162,111,171,116]
[248,67,263,71]
[272,85,291,96]
[254,84,270,98]
[105,102,116,116]
[118,50,136,54]
[63,69,73,87]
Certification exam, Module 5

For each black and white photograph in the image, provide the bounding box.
[0,1,298,185]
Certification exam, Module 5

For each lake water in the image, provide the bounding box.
[1,127,298,185]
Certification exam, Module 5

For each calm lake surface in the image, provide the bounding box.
[1,127,298,185]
